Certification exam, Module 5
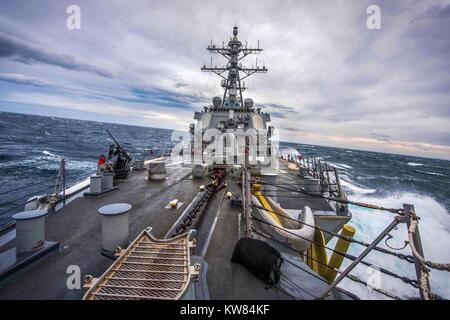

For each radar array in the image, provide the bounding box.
[201,26,267,107]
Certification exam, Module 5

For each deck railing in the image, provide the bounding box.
[248,162,450,300]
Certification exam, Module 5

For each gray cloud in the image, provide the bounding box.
[0,0,449,159]
[175,82,189,88]
[410,3,450,23]
[0,73,51,87]
[262,103,296,112]
[369,131,392,143]
[258,103,301,119]
[0,32,114,78]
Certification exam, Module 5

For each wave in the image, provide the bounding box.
[280,148,301,156]
[42,150,61,159]
[338,192,450,299]
[416,170,445,177]
[0,153,96,172]
[339,175,376,195]
[328,170,450,298]
[407,162,424,167]
[359,175,399,181]
[280,148,302,161]
[327,161,353,171]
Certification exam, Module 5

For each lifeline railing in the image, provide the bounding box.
[246,173,450,300]
[281,156,348,214]
[301,157,343,198]
[0,159,91,231]
[0,152,168,231]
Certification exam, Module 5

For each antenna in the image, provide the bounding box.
[201,26,268,107]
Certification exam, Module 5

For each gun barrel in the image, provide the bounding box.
[106,129,121,148]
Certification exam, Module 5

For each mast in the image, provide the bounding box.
[201,26,267,108]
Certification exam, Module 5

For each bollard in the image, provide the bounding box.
[102,173,114,190]
[134,160,144,170]
[98,203,132,253]
[148,161,166,180]
[90,175,102,193]
[192,164,207,179]
[298,166,309,177]
[304,177,320,194]
[12,209,47,255]
[323,224,356,283]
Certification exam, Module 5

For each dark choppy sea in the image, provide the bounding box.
[0,111,449,299]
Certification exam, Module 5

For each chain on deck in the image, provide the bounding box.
[83,230,192,300]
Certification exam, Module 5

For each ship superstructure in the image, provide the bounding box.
[188,26,275,171]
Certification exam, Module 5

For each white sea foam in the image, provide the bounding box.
[338,163,353,170]
[66,160,96,171]
[339,175,376,195]
[39,151,95,171]
[280,148,301,157]
[42,150,61,159]
[334,192,450,299]
[325,171,450,298]
[37,157,95,171]
[407,162,424,167]
[0,152,96,172]
[327,161,353,170]
[416,170,445,177]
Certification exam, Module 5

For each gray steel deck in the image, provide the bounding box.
[201,163,354,300]
[275,169,334,211]
[0,162,201,299]
[0,161,354,300]
[203,175,293,299]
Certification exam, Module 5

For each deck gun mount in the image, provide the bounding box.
[106,129,132,179]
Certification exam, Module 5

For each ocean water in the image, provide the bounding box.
[0,111,449,299]
[0,111,176,226]
[281,145,450,299]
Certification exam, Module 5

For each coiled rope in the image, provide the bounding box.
[408,217,450,272]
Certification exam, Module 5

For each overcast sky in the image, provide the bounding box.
[0,0,449,160]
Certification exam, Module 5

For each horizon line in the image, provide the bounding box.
[1,109,449,162]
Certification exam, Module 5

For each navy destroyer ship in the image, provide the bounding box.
[0,26,447,300]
